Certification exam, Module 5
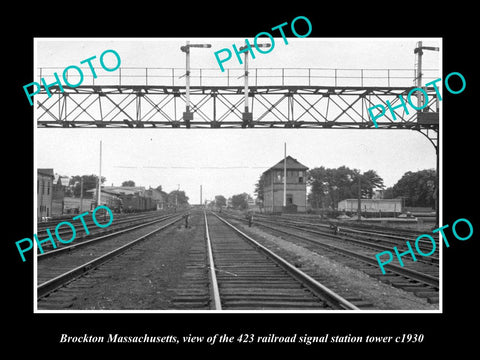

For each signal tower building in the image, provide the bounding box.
[262,156,308,213]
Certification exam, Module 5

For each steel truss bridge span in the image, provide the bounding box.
[36,84,439,130]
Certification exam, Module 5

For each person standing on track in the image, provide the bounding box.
[329,222,339,235]
[247,211,253,227]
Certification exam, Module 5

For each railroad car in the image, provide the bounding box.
[104,196,123,213]
[119,194,157,213]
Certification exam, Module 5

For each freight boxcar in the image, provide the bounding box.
[119,193,157,213]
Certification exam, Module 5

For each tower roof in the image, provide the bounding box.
[263,156,308,173]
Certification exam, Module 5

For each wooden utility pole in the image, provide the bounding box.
[80,177,84,213]
[357,173,361,221]
[283,142,287,208]
[97,140,102,206]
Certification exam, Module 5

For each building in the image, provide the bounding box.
[144,187,166,210]
[337,198,403,214]
[51,174,69,216]
[262,156,308,213]
[38,168,54,220]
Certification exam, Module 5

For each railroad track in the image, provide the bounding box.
[235,213,440,265]
[37,213,185,308]
[37,210,161,232]
[224,210,439,264]
[171,211,364,311]
[275,213,429,238]
[223,212,439,304]
[37,212,181,258]
[36,211,177,254]
[248,212,439,249]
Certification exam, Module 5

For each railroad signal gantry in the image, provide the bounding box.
[35,67,439,134]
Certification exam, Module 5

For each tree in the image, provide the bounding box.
[231,193,249,210]
[254,174,266,202]
[385,169,436,208]
[307,166,331,209]
[383,186,395,199]
[167,190,189,206]
[122,180,135,187]
[307,166,385,209]
[70,175,106,198]
[356,169,385,199]
[214,195,227,208]
[307,166,356,209]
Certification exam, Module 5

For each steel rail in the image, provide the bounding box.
[203,211,222,310]
[37,210,167,229]
[257,217,439,264]
[36,211,172,240]
[250,212,434,244]
[229,212,439,263]
[37,212,115,229]
[210,212,360,311]
[37,213,181,260]
[37,216,183,299]
[248,217,439,288]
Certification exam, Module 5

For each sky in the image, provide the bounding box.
[34,38,441,204]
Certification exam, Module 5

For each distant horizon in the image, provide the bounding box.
[38,138,436,205]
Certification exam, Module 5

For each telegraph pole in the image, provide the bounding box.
[80,177,84,213]
[357,173,361,221]
[283,142,287,208]
[97,140,102,206]
[176,184,179,208]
